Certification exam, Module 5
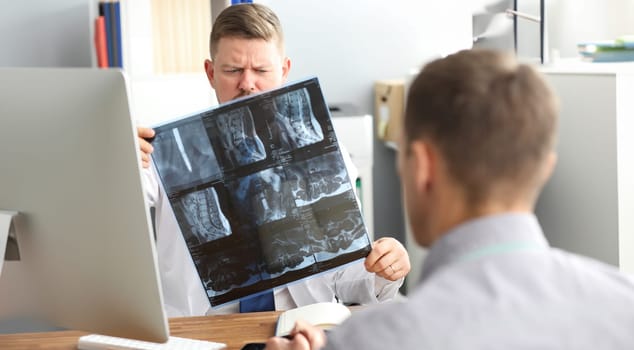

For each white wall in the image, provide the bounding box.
[259,1,472,293]
[134,0,474,126]
[262,0,472,115]
[547,0,634,58]
[0,0,92,67]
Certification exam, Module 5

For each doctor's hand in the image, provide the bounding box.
[137,126,155,169]
[364,237,410,281]
[265,320,326,350]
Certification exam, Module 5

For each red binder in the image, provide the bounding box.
[94,16,109,68]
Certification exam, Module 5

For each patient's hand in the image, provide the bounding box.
[364,237,411,281]
[137,126,155,169]
[265,320,326,350]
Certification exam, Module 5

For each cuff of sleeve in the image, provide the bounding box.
[374,275,404,301]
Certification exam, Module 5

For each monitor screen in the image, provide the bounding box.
[0,68,169,342]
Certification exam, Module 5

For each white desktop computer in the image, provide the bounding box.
[0,68,169,342]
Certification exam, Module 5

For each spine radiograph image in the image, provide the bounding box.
[258,220,320,275]
[173,187,232,245]
[151,117,222,194]
[229,166,295,226]
[193,234,264,293]
[257,195,367,277]
[286,152,351,206]
[151,78,372,308]
[214,105,266,168]
[271,87,324,151]
[310,200,369,263]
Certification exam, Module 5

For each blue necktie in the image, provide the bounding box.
[239,291,275,313]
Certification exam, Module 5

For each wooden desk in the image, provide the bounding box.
[0,311,280,350]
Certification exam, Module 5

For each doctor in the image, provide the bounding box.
[137,3,410,316]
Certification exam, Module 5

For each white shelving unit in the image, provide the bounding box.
[111,0,219,127]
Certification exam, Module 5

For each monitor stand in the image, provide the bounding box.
[0,210,20,276]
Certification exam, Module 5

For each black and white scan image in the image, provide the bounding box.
[173,187,232,245]
[229,166,295,226]
[257,196,368,277]
[193,233,267,295]
[271,87,323,151]
[286,152,352,207]
[258,221,320,276]
[309,200,369,263]
[151,78,372,307]
[213,105,266,168]
[152,117,222,193]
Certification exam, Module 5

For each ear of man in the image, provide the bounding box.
[204,59,215,89]
[281,56,291,81]
[409,140,435,195]
[543,151,558,185]
[524,151,558,208]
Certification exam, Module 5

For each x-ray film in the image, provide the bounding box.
[151,78,372,307]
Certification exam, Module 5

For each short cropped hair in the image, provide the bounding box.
[209,3,285,59]
[404,49,558,204]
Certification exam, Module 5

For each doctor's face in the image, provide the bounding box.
[205,36,291,104]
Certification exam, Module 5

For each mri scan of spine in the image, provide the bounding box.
[152,119,221,192]
[216,106,266,167]
[174,187,232,244]
[286,153,351,206]
[273,88,323,149]
[233,167,292,226]
[198,247,257,294]
[311,206,367,261]
[260,225,317,276]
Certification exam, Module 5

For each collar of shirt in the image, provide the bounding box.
[417,212,549,285]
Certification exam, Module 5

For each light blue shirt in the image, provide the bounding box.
[325,213,634,350]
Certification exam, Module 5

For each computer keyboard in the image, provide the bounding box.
[77,333,226,350]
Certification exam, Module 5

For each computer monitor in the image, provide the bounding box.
[0,68,169,342]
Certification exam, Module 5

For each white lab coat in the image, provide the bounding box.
[144,145,403,317]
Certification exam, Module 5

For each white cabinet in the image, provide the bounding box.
[536,62,634,273]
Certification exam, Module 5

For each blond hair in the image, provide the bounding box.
[209,3,284,59]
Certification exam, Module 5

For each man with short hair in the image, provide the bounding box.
[137,3,410,316]
[265,49,634,349]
